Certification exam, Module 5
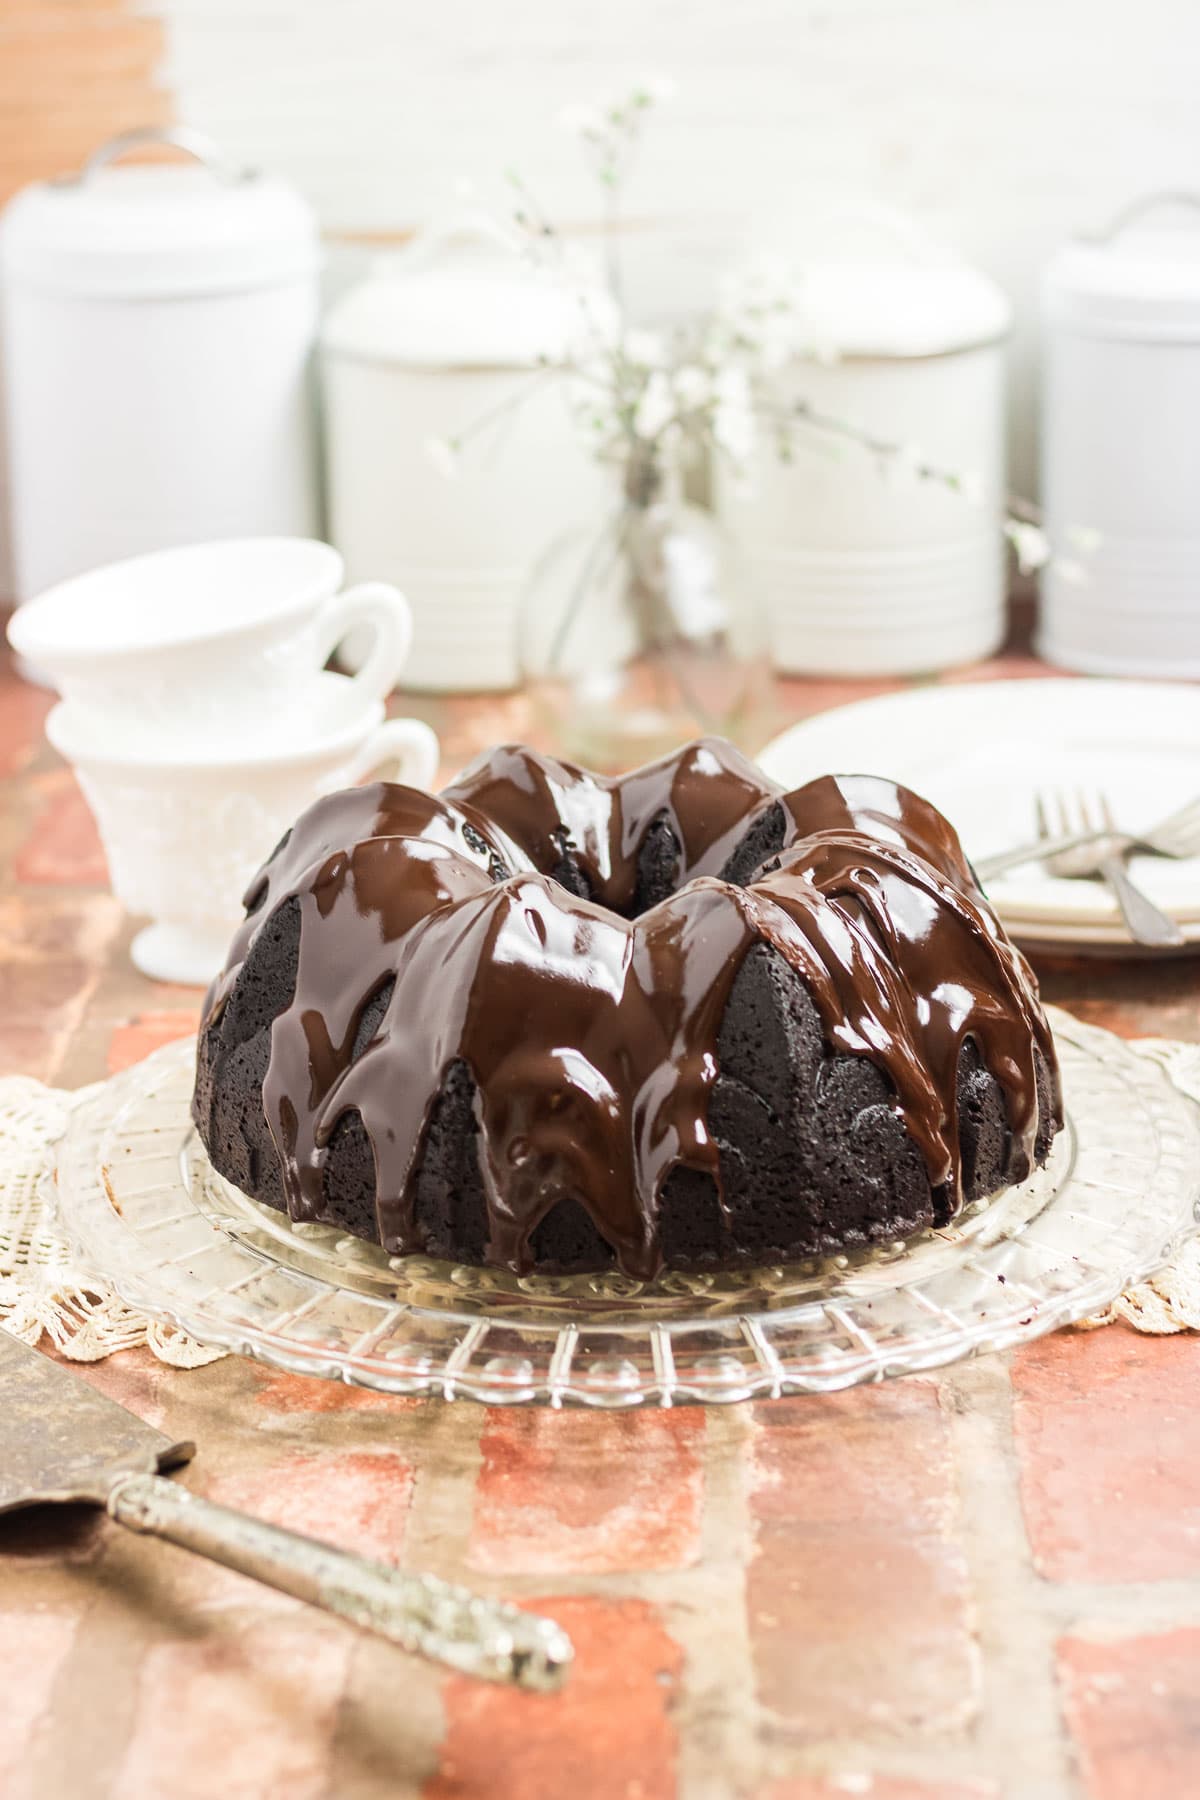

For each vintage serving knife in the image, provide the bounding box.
[0,1327,571,1691]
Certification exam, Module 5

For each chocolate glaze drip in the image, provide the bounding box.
[199,738,1061,1279]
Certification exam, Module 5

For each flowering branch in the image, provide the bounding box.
[427,76,1094,586]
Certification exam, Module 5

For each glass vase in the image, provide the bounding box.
[517,454,772,772]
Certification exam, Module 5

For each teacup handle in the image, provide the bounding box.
[340,717,440,791]
[311,582,413,705]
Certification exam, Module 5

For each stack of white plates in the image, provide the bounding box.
[756,677,1200,951]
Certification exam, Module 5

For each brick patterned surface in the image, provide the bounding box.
[175,1449,414,1612]
[118,1621,351,1800]
[426,1597,682,1800]
[1058,1631,1200,1799]
[0,0,168,213]
[1012,1329,1200,1583]
[14,769,108,887]
[106,1004,204,1073]
[206,1448,414,1565]
[748,1387,977,1739]
[0,888,122,1080]
[0,1610,79,1800]
[760,1781,999,1799]
[2,637,1200,1797]
[0,675,51,777]
[253,1368,424,1417]
[471,1408,705,1573]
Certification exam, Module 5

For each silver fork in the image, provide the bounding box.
[1036,789,1186,949]
[1135,794,1200,861]
[976,792,1200,882]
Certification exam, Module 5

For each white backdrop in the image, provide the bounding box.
[151,0,1200,495]
[2,0,1196,600]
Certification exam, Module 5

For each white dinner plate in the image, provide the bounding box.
[757,677,1200,947]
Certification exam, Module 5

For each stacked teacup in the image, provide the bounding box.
[8,538,439,985]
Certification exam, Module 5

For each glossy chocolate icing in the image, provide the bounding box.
[200,737,1061,1278]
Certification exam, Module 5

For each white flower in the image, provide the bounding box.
[662,530,725,639]
[716,256,810,371]
[639,74,678,104]
[673,364,712,411]
[623,328,666,368]
[633,370,676,441]
[727,253,796,305]
[1067,524,1103,554]
[424,436,459,479]
[566,381,620,442]
[577,666,623,708]
[712,368,755,466]
[1052,556,1089,586]
[1006,520,1052,574]
[558,103,605,137]
[752,321,799,373]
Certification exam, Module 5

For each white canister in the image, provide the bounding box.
[321,214,610,692]
[717,216,1011,678]
[1040,196,1200,677]
[0,128,321,607]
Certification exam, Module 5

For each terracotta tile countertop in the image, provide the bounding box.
[2,637,1200,1800]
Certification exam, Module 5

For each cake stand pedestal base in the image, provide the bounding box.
[131,923,229,988]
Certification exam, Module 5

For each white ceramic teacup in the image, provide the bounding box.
[9,538,413,743]
[47,679,440,987]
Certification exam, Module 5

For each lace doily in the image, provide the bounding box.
[2,1039,1199,1368]
[1077,1036,1200,1333]
[0,1076,222,1366]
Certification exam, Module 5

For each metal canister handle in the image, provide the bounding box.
[64,126,249,187]
[1088,191,1200,243]
[799,202,957,267]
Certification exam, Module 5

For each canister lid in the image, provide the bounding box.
[321,212,614,368]
[795,263,1010,357]
[1045,195,1200,340]
[727,208,1011,360]
[0,128,320,299]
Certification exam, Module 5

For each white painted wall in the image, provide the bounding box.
[0,0,1191,602]
[150,0,1200,498]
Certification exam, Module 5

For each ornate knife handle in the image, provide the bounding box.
[106,1471,572,1692]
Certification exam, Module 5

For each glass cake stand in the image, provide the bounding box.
[54,1009,1200,1408]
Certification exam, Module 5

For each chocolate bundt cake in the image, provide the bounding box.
[193,738,1062,1279]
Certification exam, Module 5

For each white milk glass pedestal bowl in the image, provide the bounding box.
[47,691,438,986]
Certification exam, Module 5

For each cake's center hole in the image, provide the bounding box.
[532,801,792,922]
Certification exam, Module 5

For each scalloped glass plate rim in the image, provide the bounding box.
[52,1008,1200,1406]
